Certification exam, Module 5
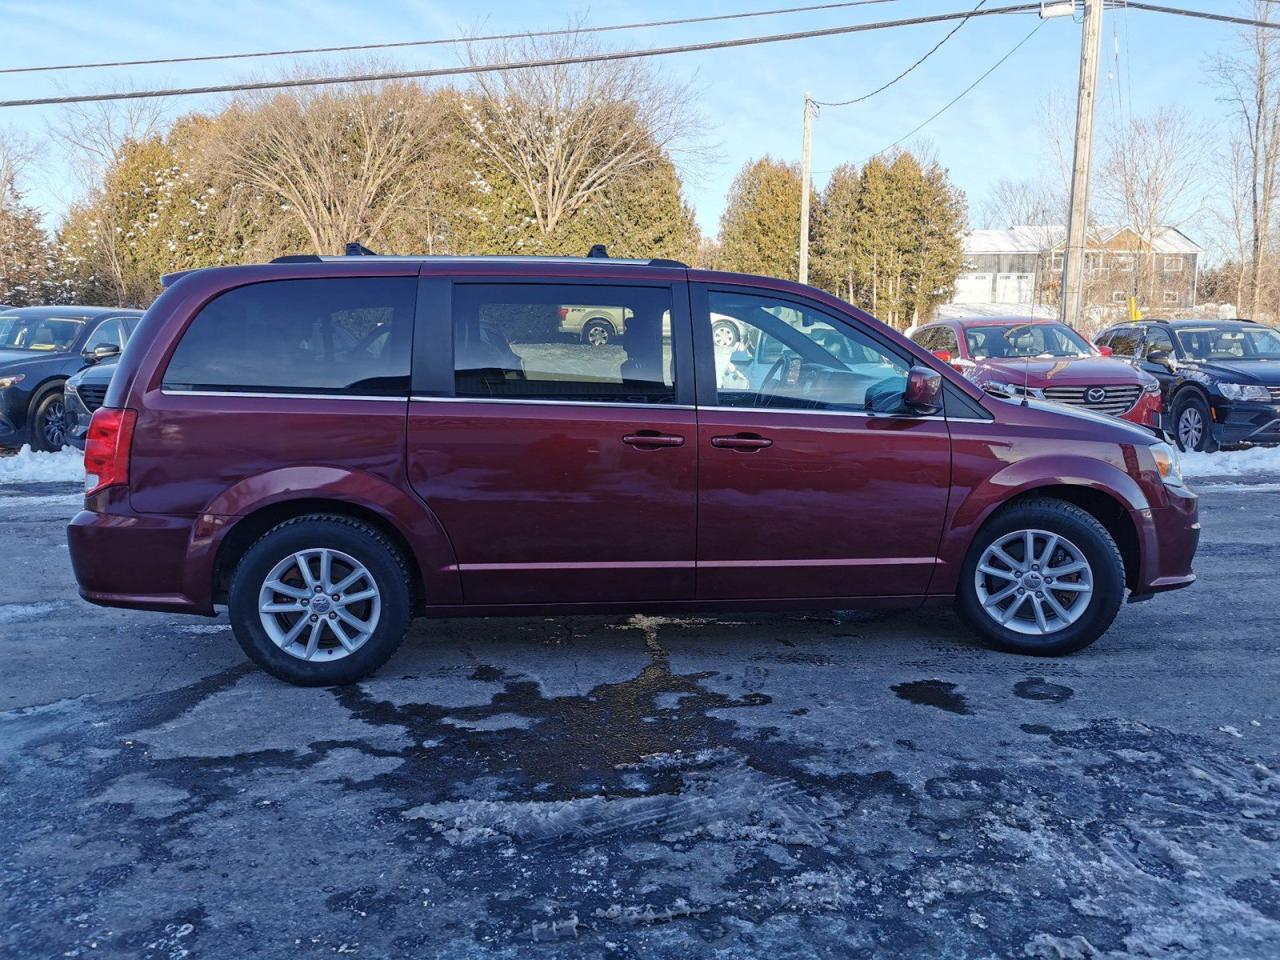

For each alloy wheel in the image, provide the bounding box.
[257,548,381,661]
[713,322,737,348]
[1178,407,1204,451]
[973,528,1094,636]
[42,400,66,448]
[586,323,610,347]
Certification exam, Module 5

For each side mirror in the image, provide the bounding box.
[730,350,753,366]
[85,343,120,363]
[1097,344,1114,356]
[931,349,952,363]
[905,365,943,415]
[1146,349,1172,366]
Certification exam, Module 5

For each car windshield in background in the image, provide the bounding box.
[965,323,1093,360]
[1175,325,1280,361]
[0,315,84,352]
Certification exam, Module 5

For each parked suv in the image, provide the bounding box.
[1096,318,1280,452]
[912,317,1162,432]
[0,306,143,451]
[67,254,1199,686]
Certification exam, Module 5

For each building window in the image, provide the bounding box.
[1163,256,1183,273]
[1114,254,1135,272]
[1112,291,1127,304]
[1163,291,1179,305]
[1049,252,1063,272]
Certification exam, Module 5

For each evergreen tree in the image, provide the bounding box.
[718,157,805,279]
[812,162,859,301]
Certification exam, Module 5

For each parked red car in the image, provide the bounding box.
[912,317,1163,432]
[67,254,1198,685]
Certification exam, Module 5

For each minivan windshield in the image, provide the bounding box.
[965,322,1093,360]
[0,314,84,352]
[1174,324,1280,361]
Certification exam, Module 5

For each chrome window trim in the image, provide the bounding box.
[161,389,408,402]
[411,395,693,411]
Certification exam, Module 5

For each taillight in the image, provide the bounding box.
[84,407,136,497]
[558,307,569,318]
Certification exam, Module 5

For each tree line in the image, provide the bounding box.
[0,37,966,329]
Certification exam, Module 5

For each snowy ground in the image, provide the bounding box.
[2,476,1279,957]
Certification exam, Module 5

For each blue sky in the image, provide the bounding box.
[0,0,1245,251]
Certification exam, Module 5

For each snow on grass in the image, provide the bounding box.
[0,446,83,484]
[1182,445,1280,479]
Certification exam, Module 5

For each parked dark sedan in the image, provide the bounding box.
[1096,318,1280,451]
[0,306,143,451]
[63,358,118,450]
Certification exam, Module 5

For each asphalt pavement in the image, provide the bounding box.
[2,478,1278,958]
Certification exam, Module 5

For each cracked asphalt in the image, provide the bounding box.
[2,479,1278,958]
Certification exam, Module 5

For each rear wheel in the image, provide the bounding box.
[582,318,614,347]
[712,320,739,348]
[1172,392,1217,453]
[228,515,412,685]
[956,498,1124,656]
[29,390,67,452]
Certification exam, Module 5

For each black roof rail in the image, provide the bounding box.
[345,242,377,256]
[265,248,689,268]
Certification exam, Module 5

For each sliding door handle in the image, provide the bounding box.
[710,434,773,450]
[623,432,686,448]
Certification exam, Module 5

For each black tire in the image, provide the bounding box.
[712,319,739,349]
[228,515,413,686]
[1172,391,1217,453]
[581,318,614,347]
[956,497,1125,657]
[29,388,68,452]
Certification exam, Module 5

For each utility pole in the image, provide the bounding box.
[799,93,815,285]
[1060,0,1103,326]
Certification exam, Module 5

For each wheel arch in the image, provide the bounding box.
[937,459,1149,596]
[198,467,461,612]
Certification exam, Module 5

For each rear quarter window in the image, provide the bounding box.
[162,277,415,396]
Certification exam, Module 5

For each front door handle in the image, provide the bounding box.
[710,433,773,451]
[622,432,686,449]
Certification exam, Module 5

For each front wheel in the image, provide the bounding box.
[1172,392,1217,453]
[29,390,67,452]
[228,515,413,685]
[956,498,1124,656]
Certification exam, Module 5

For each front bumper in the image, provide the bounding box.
[63,385,93,451]
[1204,399,1280,446]
[1131,483,1200,598]
[1120,390,1164,433]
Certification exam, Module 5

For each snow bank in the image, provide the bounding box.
[0,447,84,485]
[1182,446,1280,480]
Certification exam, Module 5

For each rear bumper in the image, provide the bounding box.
[1131,485,1200,597]
[67,508,217,615]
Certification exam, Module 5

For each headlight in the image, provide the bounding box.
[1217,382,1270,402]
[65,380,78,396]
[1141,378,1161,395]
[0,374,25,389]
[983,380,1045,400]
[1149,442,1184,488]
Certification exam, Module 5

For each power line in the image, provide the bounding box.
[1125,2,1280,29]
[813,0,988,107]
[0,4,1043,110]
[0,0,905,76]
[870,20,1044,158]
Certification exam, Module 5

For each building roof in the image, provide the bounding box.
[964,224,1202,255]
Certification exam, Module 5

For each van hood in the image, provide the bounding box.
[978,355,1145,386]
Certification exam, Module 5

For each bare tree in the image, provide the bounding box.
[980,178,1060,228]
[463,31,696,236]
[214,76,451,255]
[1210,1,1280,318]
[47,98,165,305]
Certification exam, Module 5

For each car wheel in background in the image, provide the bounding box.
[29,390,67,452]
[712,320,739,348]
[1172,392,1217,453]
[228,515,412,686]
[956,498,1124,657]
[582,319,614,347]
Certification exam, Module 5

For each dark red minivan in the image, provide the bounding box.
[67,254,1199,685]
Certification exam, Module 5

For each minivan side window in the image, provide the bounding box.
[452,283,675,404]
[705,291,909,412]
[163,278,415,396]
